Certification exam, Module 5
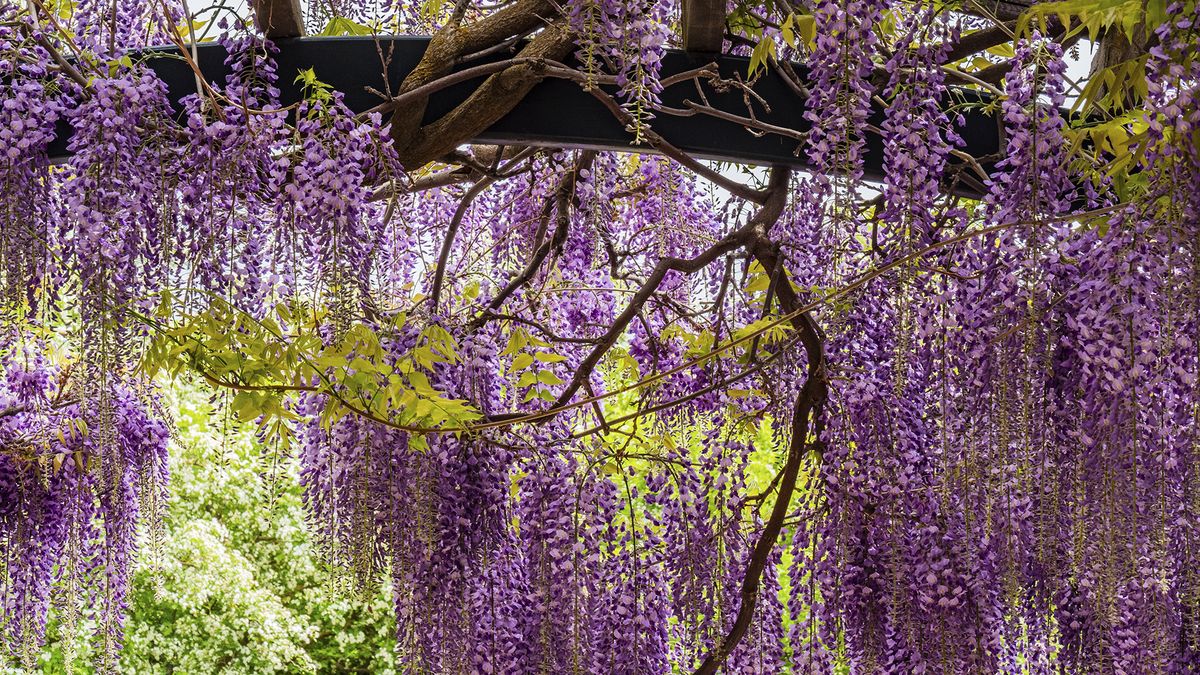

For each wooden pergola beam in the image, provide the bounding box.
[44,37,1011,198]
[681,0,726,53]
[252,0,305,39]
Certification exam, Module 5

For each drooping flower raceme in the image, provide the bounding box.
[0,349,168,671]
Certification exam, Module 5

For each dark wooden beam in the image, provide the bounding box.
[44,37,1009,197]
[681,0,726,53]
[252,0,305,39]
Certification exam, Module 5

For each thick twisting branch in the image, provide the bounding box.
[388,0,555,140]
[396,26,575,168]
[388,0,573,170]
[692,177,829,675]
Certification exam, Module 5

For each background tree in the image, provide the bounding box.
[26,385,397,674]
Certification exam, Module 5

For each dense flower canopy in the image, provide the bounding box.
[1,0,1199,672]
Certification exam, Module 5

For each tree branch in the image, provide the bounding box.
[498,167,790,422]
[250,0,304,38]
[395,24,576,169]
[429,146,540,312]
[940,21,1017,65]
[693,224,828,675]
[681,0,726,53]
[545,64,769,204]
[0,398,79,419]
[430,175,499,314]
[474,150,596,321]
[388,0,562,165]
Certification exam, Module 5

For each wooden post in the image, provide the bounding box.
[681,0,725,53]
[252,0,305,39]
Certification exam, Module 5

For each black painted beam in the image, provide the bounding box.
[45,37,1003,194]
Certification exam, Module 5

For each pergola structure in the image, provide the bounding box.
[44,0,1059,198]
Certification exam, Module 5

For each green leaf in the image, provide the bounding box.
[512,353,534,371]
[318,16,376,36]
[295,68,317,87]
[795,15,816,49]
[536,370,564,386]
[501,328,529,356]
[231,391,267,422]
[748,38,777,78]
[781,14,797,48]
[407,370,437,396]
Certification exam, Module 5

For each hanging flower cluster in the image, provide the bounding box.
[804,0,888,189]
[566,0,675,141]
[880,11,961,242]
[0,8,63,312]
[0,347,169,671]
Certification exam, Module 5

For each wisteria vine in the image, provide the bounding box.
[2,0,1199,672]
